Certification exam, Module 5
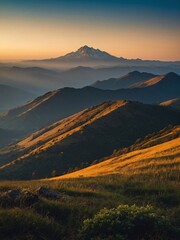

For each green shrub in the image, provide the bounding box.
[80,204,176,240]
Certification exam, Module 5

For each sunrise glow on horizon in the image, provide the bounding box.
[0,0,180,61]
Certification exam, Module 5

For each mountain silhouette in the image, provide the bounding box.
[91,71,156,90]
[38,45,121,63]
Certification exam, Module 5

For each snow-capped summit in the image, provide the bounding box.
[61,45,119,61]
[66,45,114,59]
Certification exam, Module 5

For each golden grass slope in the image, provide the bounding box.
[160,98,180,110]
[133,75,164,88]
[0,101,127,169]
[53,127,180,180]
[18,100,126,149]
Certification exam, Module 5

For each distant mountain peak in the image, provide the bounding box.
[61,45,119,61]
[133,72,180,88]
[77,45,93,52]
[127,71,156,77]
[165,72,179,78]
[127,71,141,76]
[91,71,156,90]
[76,45,103,57]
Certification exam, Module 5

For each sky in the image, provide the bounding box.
[0,0,180,61]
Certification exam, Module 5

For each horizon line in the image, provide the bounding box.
[0,45,180,63]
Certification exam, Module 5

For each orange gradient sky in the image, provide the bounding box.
[0,0,180,61]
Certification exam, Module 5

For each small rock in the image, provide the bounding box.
[37,187,60,199]
[5,189,21,200]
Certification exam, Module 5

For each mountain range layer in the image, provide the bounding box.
[91,71,156,89]
[1,46,180,95]
[0,100,179,180]
[0,72,179,135]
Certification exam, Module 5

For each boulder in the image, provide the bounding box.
[37,187,60,199]
[6,189,21,200]
[0,189,39,207]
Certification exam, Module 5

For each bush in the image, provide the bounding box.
[80,204,176,240]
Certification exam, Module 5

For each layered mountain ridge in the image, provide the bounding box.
[0,72,179,134]
[91,71,156,89]
[0,100,179,180]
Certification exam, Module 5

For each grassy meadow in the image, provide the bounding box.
[0,171,179,239]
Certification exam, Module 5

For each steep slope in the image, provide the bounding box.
[160,98,180,110]
[0,87,106,132]
[91,71,156,90]
[0,72,179,133]
[141,72,180,93]
[0,101,179,180]
[134,72,180,89]
[53,126,180,179]
[133,72,180,89]
[133,75,164,88]
[0,84,35,112]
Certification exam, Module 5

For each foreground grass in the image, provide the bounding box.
[0,174,180,239]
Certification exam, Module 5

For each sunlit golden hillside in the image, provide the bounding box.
[53,126,180,180]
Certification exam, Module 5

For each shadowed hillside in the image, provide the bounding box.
[0,101,179,180]
[135,72,180,89]
[91,71,156,89]
[92,72,180,91]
